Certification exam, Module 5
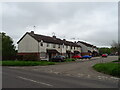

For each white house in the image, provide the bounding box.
[17,31,81,60]
[77,41,99,56]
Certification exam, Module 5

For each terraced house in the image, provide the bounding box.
[77,41,99,56]
[17,31,81,60]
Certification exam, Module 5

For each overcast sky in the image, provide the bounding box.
[1,2,118,48]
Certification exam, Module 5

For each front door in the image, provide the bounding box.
[49,53,52,59]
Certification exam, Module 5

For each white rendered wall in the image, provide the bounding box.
[18,34,38,53]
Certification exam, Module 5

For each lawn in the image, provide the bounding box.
[0,61,55,66]
[93,62,120,77]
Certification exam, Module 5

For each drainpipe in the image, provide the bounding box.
[38,42,40,60]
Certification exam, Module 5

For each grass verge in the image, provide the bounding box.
[93,62,120,77]
[64,58,76,62]
[112,60,120,62]
[0,61,55,66]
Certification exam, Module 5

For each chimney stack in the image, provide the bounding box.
[53,35,56,38]
[30,31,34,35]
[63,39,66,41]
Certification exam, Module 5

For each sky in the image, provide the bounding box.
[1,2,118,48]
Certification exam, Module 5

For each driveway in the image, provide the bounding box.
[9,56,119,82]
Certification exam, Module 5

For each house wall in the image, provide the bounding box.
[38,42,80,54]
[93,48,99,53]
[77,42,88,52]
[39,42,62,53]
[18,34,38,53]
[87,47,93,52]
[77,47,81,53]
[61,44,66,53]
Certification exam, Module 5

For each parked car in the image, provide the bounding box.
[82,55,92,59]
[72,55,82,59]
[50,55,65,62]
[102,54,108,57]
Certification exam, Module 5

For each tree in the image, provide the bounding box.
[111,41,120,55]
[0,33,1,60]
[1,32,16,60]
[98,47,111,55]
[111,41,120,60]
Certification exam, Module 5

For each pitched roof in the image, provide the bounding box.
[17,31,81,47]
[77,41,97,48]
[29,33,63,45]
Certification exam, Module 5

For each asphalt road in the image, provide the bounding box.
[2,56,119,88]
[2,67,118,88]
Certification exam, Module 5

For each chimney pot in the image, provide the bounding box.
[30,31,34,34]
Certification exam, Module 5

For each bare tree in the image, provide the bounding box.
[111,41,120,56]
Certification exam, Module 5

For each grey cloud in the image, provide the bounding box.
[2,2,118,47]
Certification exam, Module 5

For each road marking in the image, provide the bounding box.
[17,76,53,87]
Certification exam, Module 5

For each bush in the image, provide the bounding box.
[93,62,120,77]
[0,61,55,66]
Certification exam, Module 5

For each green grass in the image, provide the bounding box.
[64,58,76,62]
[112,60,120,62]
[0,61,55,66]
[93,62,120,77]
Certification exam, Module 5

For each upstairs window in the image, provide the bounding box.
[58,45,60,48]
[47,43,49,47]
[53,44,56,48]
[41,43,43,46]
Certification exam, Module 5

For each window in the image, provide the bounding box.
[47,43,49,47]
[58,45,60,48]
[41,43,43,46]
[40,52,46,58]
[53,44,56,48]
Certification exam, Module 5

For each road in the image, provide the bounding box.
[2,56,120,88]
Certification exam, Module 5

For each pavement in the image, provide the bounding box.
[8,56,119,83]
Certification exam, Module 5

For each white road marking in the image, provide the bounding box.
[17,76,53,87]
